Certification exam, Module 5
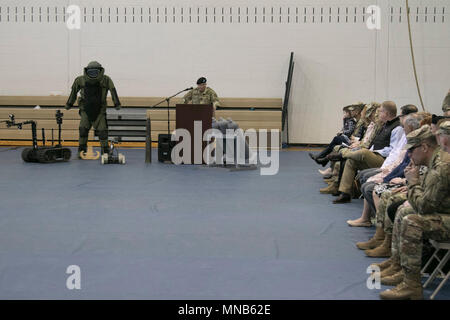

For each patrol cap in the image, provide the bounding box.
[343,105,354,112]
[365,102,380,118]
[437,121,450,136]
[351,102,365,112]
[197,77,207,85]
[399,104,418,117]
[404,125,434,150]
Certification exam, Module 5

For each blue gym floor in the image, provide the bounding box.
[0,147,448,299]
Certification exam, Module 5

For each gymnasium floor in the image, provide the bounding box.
[0,147,448,299]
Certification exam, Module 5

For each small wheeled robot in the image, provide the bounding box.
[101,138,125,165]
[3,110,72,163]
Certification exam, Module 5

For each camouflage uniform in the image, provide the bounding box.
[399,148,450,277]
[380,126,450,299]
[359,122,382,149]
[375,166,427,237]
[339,121,381,157]
[66,61,121,153]
[182,87,220,108]
[359,102,382,148]
[352,118,365,139]
[348,103,365,138]
[391,148,449,260]
[442,90,450,114]
[438,121,450,153]
[391,204,416,263]
[376,190,408,234]
[438,120,450,136]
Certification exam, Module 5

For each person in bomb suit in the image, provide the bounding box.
[65,61,121,156]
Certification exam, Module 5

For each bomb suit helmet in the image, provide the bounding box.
[84,61,105,83]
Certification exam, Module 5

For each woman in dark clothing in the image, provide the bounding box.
[309,105,357,166]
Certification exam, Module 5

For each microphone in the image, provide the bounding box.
[185,87,193,91]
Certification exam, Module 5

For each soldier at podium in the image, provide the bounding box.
[182,77,221,113]
[182,76,238,131]
[182,76,252,163]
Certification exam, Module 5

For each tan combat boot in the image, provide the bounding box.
[379,274,423,300]
[370,257,393,271]
[380,259,401,278]
[381,270,404,286]
[356,227,385,250]
[365,233,392,257]
[320,183,338,194]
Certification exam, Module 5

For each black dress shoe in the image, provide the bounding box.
[315,157,329,166]
[332,191,341,197]
[333,193,351,204]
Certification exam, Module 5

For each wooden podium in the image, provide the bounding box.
[175,104,213,164]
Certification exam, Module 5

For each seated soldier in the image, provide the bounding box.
[349,102,372,145]
[437,120,450,152]
[430,114,450,135]
[442,89,450,116]
[374,125,450,300]
[347,104,382,150]
[359,116,431,256]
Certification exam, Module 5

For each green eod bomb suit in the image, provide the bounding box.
[65,61,121,154]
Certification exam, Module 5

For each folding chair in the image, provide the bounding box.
[421,240,450,300]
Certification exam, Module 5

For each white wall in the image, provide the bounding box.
[0,0,449,143]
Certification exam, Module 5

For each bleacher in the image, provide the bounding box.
[0,96,282,146]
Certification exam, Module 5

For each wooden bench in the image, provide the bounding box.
[0,96,282,145]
